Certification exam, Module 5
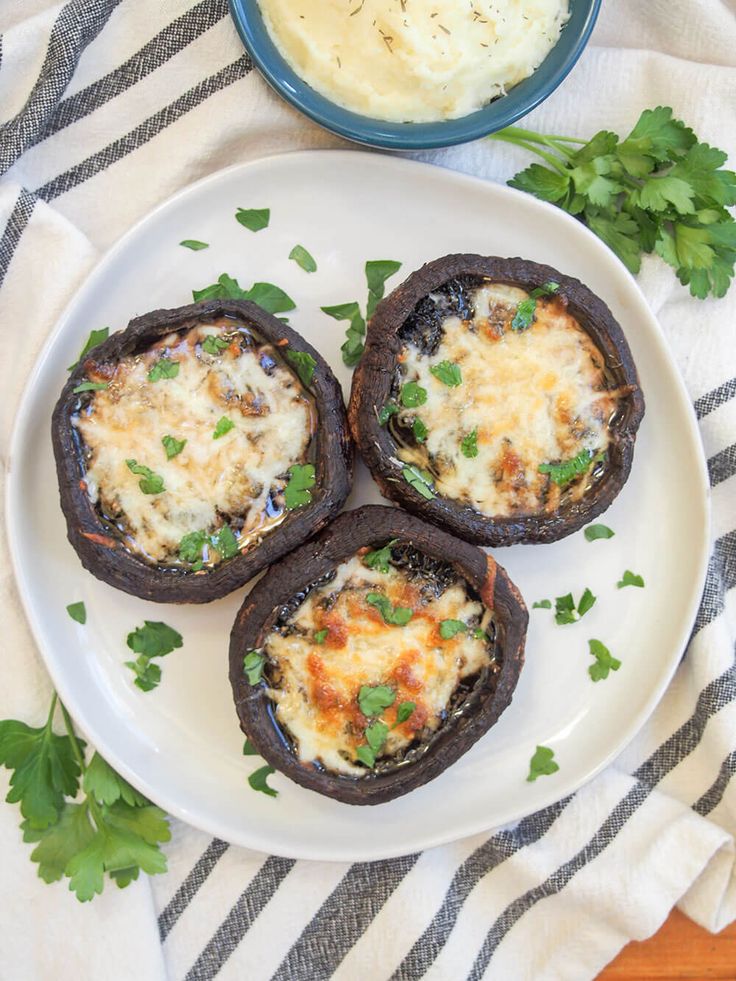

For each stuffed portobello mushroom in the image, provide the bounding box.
[52,299,352,603]
[349,255,645,546]
[229,505,527,805]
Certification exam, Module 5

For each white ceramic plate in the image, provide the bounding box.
[6,151,709,862]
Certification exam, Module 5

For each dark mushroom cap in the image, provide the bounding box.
[349,254,645,546]
[52,299,353,603]
[229,505,527,805]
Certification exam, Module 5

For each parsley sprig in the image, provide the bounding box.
[0,694,170,901]
[491,107,736,299]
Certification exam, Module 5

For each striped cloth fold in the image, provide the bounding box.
[1,1,735,978]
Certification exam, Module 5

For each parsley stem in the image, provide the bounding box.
[45,691,58,730]
[490,132,569,173]
[59,698,87,775]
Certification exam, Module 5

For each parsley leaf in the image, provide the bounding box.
[201,334,230,356]
[179,530,208,568]
[192,273,295,315]
[439,619,467,639]
[533,599,552,609]
[429,361,462,387]
[243,738,258,756]
[358,685,396,716]
[180,239,209,250]
[283,463,316,509]
[235,207,270,232]
[322,301,366,367]
[314,629,328,645]
[554,589,596,624]
[244,650,266,685]
[584,524,615,541]
[511,282,560,330]
[363,539,397,573]
[73,381,108,394]
[127,621,182,661]
[124,658,161,692]
[82,752,147,808]
[365,721,390,755]
[577,587,597,617]
[248,765,278,797]
[527,745,560,782]
[494,108,736,300]
[66,602,86,624]
[68,328,109,371]
[213,416,235,439]
[400,381,427,407]
[365,593,413,626]
[125,460,164,495]
[402,465,435,500]
[148,358,179,382]
[365,259,402,318]
[588,638,622,682]
[289,244,317,272]
[618,570,645,588]
[356,745,376,768]
[211,524,240,559]
[395,701,416,725]
[286,349,317,387]
[161,434,186,459]
[378,402,398,425]
[461,428,478,458]
[413,417,428,443]
[538,448,597,488]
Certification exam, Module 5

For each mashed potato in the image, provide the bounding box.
[258,0,569,123]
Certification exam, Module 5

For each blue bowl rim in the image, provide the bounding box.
[228,0,602,150]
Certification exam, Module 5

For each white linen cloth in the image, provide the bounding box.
[1,1,735,978]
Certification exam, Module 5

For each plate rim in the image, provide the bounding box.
[5,150,711,861]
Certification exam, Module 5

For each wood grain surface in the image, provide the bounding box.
[598,909,736,979]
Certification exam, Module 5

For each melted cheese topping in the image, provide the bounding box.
[265,554,492,777]
[396,284,617,517]
[75,321,314,564]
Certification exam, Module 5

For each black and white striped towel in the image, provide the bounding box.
[1,2,735,978]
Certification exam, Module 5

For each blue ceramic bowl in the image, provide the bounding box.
[228,0,601,150]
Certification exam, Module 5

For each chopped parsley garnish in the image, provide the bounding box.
[554,588,596,624]
[211,524,239,559]
[286,349,317,387]
[192,273,295,315]
[180,239,208,250]
[395,701,416,725]
[413,418,428,443]
[244,650,265,685]
[235,207,270,232]
[125,460,164,495]
[439,619,467,639]
[289,244,317,272]
[377,402,398,425]
[212,416,235,439]
[473,628,488,640]
[400,381,427,407]
[243,738,258,756]
[539,448,597,488]
[66,602,86,625]
[356,745,377,768]
[511,282,560,331]
[358,685,396,717]
[402,465,435,500]
[248,764,278,797]
[584,524,615,541]
[201,334,230,356]
[67,327,109,371]
[461,428,478,458]
[72,381,108,394]
[588,639,621,682]
[533,599,552,609]
[125,621,182,692]
[178,531,208,569]
[322,259,401,367]
[429,360,462,387]
[527,745,559,782]
[365,594,413,626]
[283,464,316,509]
[617,570,645,588]
[365,720,389,753]
[161,434,186,459]
[363,539,397,573]
[314,629,328,645]
[148,358,179,382]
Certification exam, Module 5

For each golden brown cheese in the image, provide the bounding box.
[75,322,315,564]
[265,554,492,776]
[396,284,617,517]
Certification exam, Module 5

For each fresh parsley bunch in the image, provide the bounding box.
[492,107,736,299]
[0,694,170,901]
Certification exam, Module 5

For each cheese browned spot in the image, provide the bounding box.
[395,283,618,517]
[264,552,494,776]
[75,320,315,564]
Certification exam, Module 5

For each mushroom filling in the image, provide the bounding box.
[387,276,621,517]
[72,317,317,568]
[259,544,499,777]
